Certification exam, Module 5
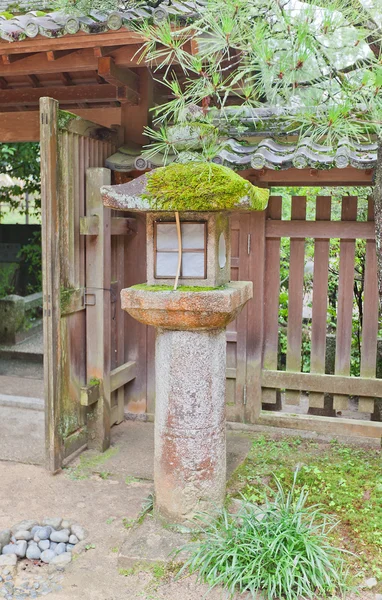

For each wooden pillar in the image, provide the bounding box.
[85,168,112,451]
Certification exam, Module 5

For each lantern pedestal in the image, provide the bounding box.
[121,282,252,522]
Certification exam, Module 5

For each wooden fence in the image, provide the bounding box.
[257,194,382,434]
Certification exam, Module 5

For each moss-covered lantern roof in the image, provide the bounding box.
[101,162,269,212]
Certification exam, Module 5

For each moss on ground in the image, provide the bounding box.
[228,435,382,579]
[131,283,227,292]
[64,447,119,480]
[144,162,269,212]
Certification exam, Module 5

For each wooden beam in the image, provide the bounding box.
[80,382,101,406]
[27,74,41,88]
[0,107,122,142]
[110,360,137,392]
[0,30,144,55]
[0,76,8,89]
[0,84,119,107]
[46,49,78,62]
[97,56,139,104]
[261,369,382,398]
[60,72,74,86]
[81,216,137,236]
[244,167,373,186]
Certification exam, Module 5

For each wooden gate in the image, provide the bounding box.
[40,97,136,472]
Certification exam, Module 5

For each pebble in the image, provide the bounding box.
[40,550,56,564]
[34,527,51,542]
[11,522,38,535]
[68,535,78,545]
[50,531,69,544]
[60,520,72,531]
[66,544,74,552]
[42,518,62,531]
[55,543,66,556]
[50,542,57,551]
[0,533,11,549]
[14,542,27,559]
[30,527,40,537]
[1,546,16,556]
[364,577,377,589]
[71,540,87,556]
[26,546,41,561]
[14,531,33,542]
[70,525,86,541]
[49,552,72,568]
[375,595,382,600]
[38,540,50,551]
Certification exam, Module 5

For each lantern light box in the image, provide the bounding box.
[146,212,231,288]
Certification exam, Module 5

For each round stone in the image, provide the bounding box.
[0,531,11,549]
[26,546,41,561]
[68,535,78,545]
[14,531,33,542]
[70,525,85,541]
[42,518,62,531]
[40,550,55,564]
[2,545,17,556]
[50,542,57,551]
[50,531,69,544]
[11,521,38,534]
[66,544,74,552]
[54,543,66,556]
[49,553,71,568]
[34,527,51,542]
[14,541,27,558]
[38,540,50,551]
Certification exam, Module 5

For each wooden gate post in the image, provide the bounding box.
[84,168,112,451]
[40,97,62,472]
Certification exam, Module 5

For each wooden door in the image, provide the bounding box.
[40,97,118,472]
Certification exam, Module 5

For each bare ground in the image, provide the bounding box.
[0,421,378,600]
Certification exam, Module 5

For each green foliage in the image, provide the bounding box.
[53,0,119,14]
[0,143,40,216]
[145,163,269,211]
[180,473,350,600]
[0,264,16,299]
[17,230,42,294]
[228,436,382,573]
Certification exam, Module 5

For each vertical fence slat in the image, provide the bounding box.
[262,196,282,406]
[285,196,306,405]
[333,196,357,410]
[116,232,126,424]
[359,198,379,413]
[309,197,331,409]
[246,210,265,422]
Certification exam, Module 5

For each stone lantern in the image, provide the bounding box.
[102,162,268,523]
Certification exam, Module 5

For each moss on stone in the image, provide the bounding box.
[144,162,269,211]
[131,284,226,292]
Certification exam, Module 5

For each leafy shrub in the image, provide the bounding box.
[180,475,350,600]
[17,230,42,294]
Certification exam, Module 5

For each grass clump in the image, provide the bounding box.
[228,436,381,576]
[180,475,350,600]
[145,162,269,212]
[64,447,118,480]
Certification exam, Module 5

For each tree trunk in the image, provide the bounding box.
[373,136,382,311]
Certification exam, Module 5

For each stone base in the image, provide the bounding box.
[118,518,190,571]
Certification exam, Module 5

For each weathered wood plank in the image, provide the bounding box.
[265,220,375,240]
[285,196,306,405]
[262,369,382,397]
[110,360,137,393]
[256,411,382,439]
[262,196,282,406]
[334,197,357,410]
[309,197,331,409]
[40,97,62,473]
[85,168,112,451]
[359,198,379,413]
[80,382,101,407]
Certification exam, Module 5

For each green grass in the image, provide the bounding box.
[228,436,382,578]
[180,474,351,600]
[64,447,119,480]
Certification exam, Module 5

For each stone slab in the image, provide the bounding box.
[118,518,191,570]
